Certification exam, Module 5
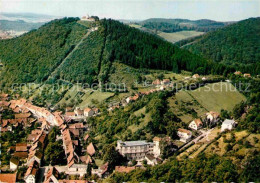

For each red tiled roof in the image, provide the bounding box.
[13,152,28,158]
[15,113,31,119]
[87,143,95,156]
[115,166,136,173]
[194,119,203,126]
[25,160,39,178]
[0,173,16,183]
[84,108,92,112]
[16,143,27,152]
[178,128,192,135]
[84,134,89,141]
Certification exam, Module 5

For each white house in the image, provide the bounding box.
[189,119,203,130]
[221,119,236,132]
[24,160,39,183]
[177,128,192,143]
[10,157,19,171]
[84,108,94,117]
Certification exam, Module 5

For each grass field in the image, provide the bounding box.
[168,90,208,123]
[158,31,204,43]
[188,82,246,112]
[128,24,142,29]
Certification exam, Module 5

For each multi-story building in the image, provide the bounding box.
[116,139,160,161]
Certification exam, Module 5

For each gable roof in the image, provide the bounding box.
[0,173,17,183]
[10,157,19,165]
[24,160,39,179]
[44,167,59,183]
[178,128,192,135]
[16,143,27,152]
[87,143,96,156]
[193,119,203,126]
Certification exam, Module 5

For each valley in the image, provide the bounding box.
[0,14,259,183]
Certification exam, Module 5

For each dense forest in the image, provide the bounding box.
[106,152,260,182]
[0,17,258,87]
[186,17,260,74]
[0,18,87,85]
[139,18,231,32]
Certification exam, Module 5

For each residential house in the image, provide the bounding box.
[74,108,84,117]
[189,119,203,130]
[27,134,38,144]
[44,167,59,183]
[10,157,19,171]
[16,143,28,152]
[93,108,100,115]
[87,142,96,156]
[206,111,220,124]
[192,74,200,79]
[116,140,155,160]
[244,73,251,78]
[24,160,39,183]
[84,108,94,117]
[14,113,31,119]
[152,79,161,85]
[91,162,109,178]
[126,94,139,104]
[0,173,17,183]
[177,128,192,143]
[221,119,236,132]
[27,151,43,166]
[161,79,170,85]
[234,71,242,75]
[145,154,162,166]
[202,77,207,81]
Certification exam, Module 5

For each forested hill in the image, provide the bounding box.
[0,17,239,86]
[186,18,260,74]
[139,18,232,32]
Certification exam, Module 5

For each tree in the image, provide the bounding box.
[103,144,125,169]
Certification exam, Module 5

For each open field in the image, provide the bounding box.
[168,90,207,123]
[158,31,204,43]
[188,82,246,112]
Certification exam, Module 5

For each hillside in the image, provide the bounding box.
[0,17,225,87]
[0,20,44,32]
[139,18,232,32]
[185,18,260,74]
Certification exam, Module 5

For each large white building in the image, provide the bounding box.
[116,138,160,161]
[221,119,236,132]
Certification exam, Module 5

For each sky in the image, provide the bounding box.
[0,0,259,21]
